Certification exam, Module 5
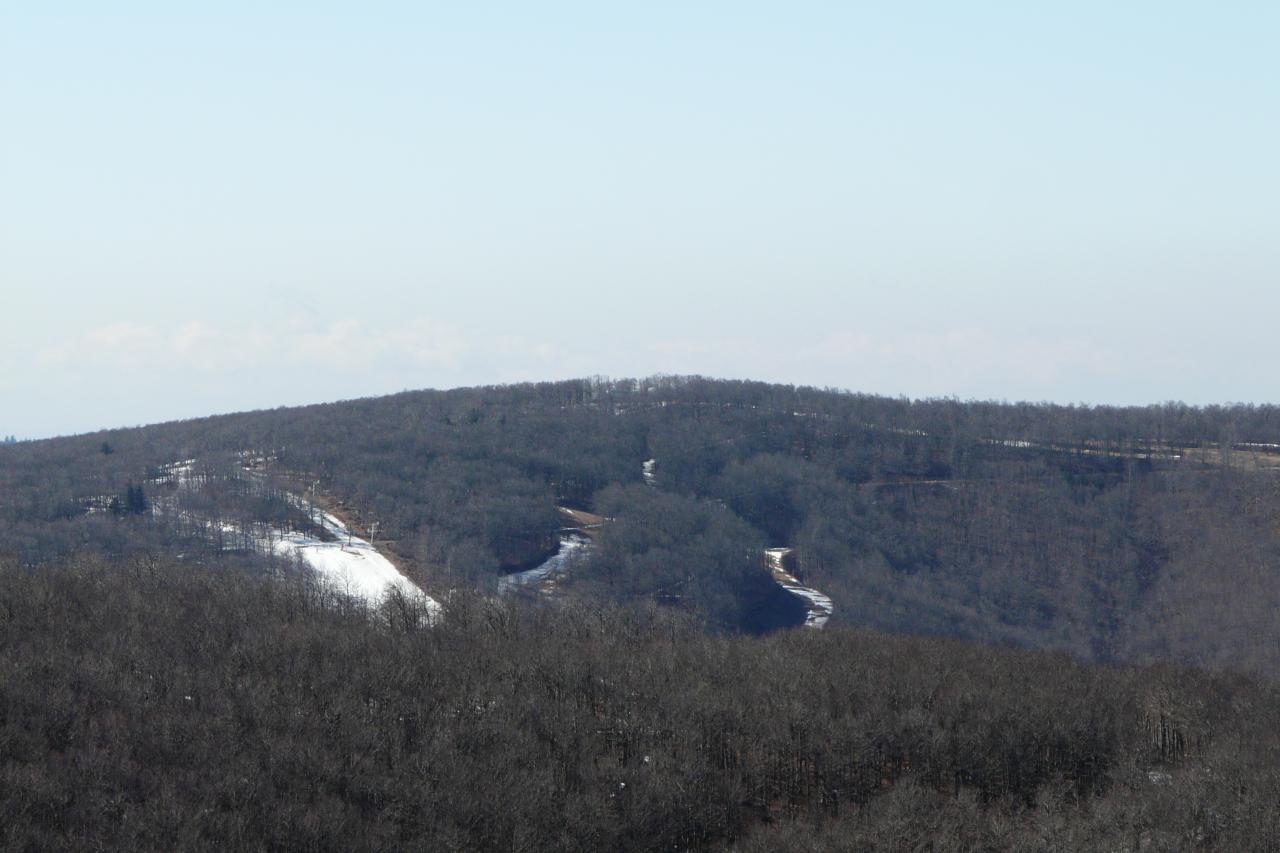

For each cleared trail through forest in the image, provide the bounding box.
[498,533,590,594]
[268,504,442,620]
[159,459,441,619]
[641,457,832,629]
[764,547,832,628]
[498,507,604,594]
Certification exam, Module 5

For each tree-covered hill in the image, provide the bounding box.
[4,376,1280,673]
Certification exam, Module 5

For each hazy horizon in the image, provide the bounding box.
[5,3,1278,439]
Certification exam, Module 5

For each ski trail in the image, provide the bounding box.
[764,547,832,629]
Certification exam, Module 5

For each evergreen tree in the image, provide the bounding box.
[124,483,148,515]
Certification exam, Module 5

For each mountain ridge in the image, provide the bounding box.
[4,375,1280,673]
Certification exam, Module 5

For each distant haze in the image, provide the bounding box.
[3,3,1278,438]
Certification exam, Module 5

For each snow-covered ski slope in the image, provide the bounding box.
[270,508,441,619]
[158,459,440,618]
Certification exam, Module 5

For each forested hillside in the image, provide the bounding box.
[4,376,1280,673]
[3,557,1277,851]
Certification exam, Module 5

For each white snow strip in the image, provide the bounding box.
[764,547,833,629]
[498,534,590,594]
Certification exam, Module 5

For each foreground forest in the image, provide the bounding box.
[3,557,1278,852]
[4,376,1280,674]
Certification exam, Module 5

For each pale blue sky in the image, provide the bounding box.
[3,3,1278,438]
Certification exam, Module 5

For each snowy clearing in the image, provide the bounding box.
[152,458,441,619]
[269,508,441,619]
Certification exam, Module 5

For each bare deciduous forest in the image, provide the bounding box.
[3,557,1278,851]
[4,377,1280,848]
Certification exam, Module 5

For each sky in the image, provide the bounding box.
[3,2,1278,439]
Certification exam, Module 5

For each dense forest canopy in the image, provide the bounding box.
[2,557,1277,851]
[4,376,1280,673]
